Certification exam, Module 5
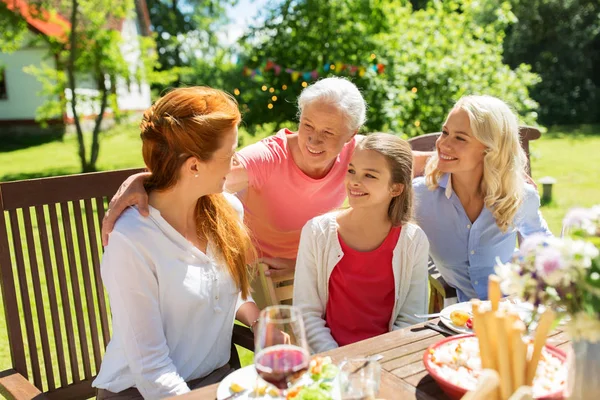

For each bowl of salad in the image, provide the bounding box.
[422,334,566,400]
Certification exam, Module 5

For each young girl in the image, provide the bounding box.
[293,133,429,354]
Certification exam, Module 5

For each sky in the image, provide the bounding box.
[221,0,270,46]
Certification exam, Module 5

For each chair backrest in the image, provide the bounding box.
[257,264,295,306]
[0,168,144,399]
[408,126,541,176]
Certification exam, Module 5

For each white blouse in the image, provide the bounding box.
[93,193,253,399]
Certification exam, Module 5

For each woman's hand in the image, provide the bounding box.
[259,257,296,278]
[102,172,151,245]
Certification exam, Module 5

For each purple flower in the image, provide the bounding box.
[535,246,565,285]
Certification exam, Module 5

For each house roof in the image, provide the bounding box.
[1,0,151,44]
[1,0,70,42]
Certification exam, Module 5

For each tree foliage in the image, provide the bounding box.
[146,0,236,88]
[229,0,540,137]
[368,0,540,136]
[500,0,600,125]
[229,0,391,130]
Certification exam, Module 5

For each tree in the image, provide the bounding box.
[1,0,159,172]
[229,0,539,137]
[367,0,540,136]
[146,0,236,88]
[500,0,600,125]
[231,0,390,129]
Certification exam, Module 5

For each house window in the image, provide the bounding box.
[0,68,7,100]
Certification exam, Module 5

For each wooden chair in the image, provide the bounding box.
[257,264,295,306]
[0,169,254,400]
[408,126,541,312]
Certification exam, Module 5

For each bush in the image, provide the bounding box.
[365,0,540,137]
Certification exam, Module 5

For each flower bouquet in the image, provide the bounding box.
[495,205,600,399]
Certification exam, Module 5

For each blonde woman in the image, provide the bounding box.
[413,95,551,302]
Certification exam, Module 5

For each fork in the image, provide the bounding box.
[221,388,250,400]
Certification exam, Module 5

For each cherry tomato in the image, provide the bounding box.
[465,317,473,330]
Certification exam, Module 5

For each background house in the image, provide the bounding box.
[0,0,153,136]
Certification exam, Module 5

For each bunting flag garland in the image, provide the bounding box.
[242,58,385,81]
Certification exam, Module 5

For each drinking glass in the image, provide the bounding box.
[254,305,310,395]
[338,358,381,400]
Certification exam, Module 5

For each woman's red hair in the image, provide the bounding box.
[140,87,253,299]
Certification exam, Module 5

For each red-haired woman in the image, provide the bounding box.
[93,87,260,399]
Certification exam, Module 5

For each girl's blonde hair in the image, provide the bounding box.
[140,87,254,299]
[425,95,527,232]
[357,133,413,226]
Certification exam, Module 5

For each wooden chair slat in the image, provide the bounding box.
[48,204,80,383]
[0,168,145,211]
[93,196,111,348]
[22,207,56,391]
[0,204,28,379]
[85,198,110,351]
[72,200,103,375]
[60,202,92,380]
[8,209,42,389]
[274,285,294,303]
[35,205,69,387]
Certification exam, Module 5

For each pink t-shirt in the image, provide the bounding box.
[236,129,356,259]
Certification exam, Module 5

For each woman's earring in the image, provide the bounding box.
[194,174,199,178]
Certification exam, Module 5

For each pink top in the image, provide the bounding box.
[236,129,357,259]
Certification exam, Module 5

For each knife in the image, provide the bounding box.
[425,322,456,336]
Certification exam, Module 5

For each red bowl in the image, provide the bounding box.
[422,334,566,400]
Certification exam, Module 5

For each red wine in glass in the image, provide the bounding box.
[255,344,310,390]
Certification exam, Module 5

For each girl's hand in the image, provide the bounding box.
[102,172,151,245]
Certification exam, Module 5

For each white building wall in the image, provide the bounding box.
[0,42,59,121]
[116,16,152,111]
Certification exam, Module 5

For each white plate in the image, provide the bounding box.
[439,300,540,334]
[216,365,341,400]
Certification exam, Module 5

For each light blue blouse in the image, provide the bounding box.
[413,174,552,301]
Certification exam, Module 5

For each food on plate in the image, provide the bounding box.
[287,383,334,400]
[428,336,566,398]
[228,382,279,397]
[449,310,471,326]
[465,318,473,330]
[229,382,245,393]
[308,356,339,381]
[226,356,339,400]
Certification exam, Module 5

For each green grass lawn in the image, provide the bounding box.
[0,123,598,387]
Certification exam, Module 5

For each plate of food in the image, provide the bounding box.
[216,356,340,400]
[439,300,540,334]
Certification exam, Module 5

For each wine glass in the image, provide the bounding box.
[338,358,381,400]
[254,305,310,395]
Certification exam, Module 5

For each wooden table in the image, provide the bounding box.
[177,319,572,399]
